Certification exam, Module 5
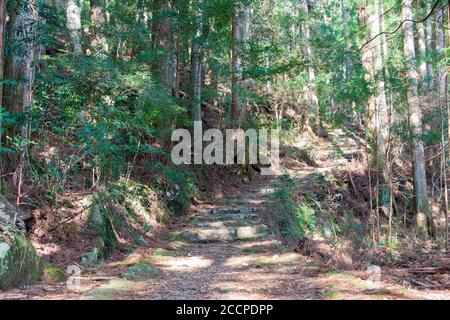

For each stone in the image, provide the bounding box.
[81,248,99,267]
[0,229,41,290]
[367,265,382,282]
[0,211,10,223]
[0,243,10,260]
[183,225,269,243]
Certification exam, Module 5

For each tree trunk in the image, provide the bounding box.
[436,6,446,125]
[90,0,108,54]
[359,4,376,133]
[0,0,5,190]
[370,0,391,220]
[3,0,38,116]
[426,0,434,86]
[369,0,388,158]
[441,0,450,251]
[231,1,243,122]
[341,0,351,81]
[417,0,428,91]
[67,0,82,54]
[402,0,435,236]
[191,0,203,122]
[0,0,5,106]
[151,0,176,92]
[300,0,319,128]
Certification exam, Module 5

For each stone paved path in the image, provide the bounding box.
[1,129,449,300]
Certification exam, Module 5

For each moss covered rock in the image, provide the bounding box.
[0,224,41,290]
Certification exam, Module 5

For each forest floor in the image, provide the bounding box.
[0,127,449,300]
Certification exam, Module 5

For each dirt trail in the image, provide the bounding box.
[1,128,449,300]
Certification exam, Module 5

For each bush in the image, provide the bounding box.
[26,55,186,197]
[270,176,316,242]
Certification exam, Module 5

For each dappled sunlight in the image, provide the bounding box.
[150,255,214,272]
[307,272,429,300]
[236,239,284,250]
[224,252,304,268]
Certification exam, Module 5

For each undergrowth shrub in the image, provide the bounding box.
[150,163,200,215]
[270,176,317,246]
[0,54,203,259]
[24,55,188,201]
[85,178,173,258]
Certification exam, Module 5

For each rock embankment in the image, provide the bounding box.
[0,200,40,290]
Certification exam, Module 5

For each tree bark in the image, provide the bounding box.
[0,0,5,104]
[359,4,376,133]
[371,0,391,219]
[426,0,434,86]
[67,0,83,54]
[402,0,435,236]
[191,0,203,122]
[369,0,388,160]
[299,0,319,128]
[417,0,428,91]
[151,0,176,92]
[0,0,6,190]
[3,0,38,116]
[231,1,243,122]
[90,0,108,54]
[341,0,351,81]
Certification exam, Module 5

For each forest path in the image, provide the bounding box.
[73,127,448,300]
[81,176,318,299]
[1,128,448,300]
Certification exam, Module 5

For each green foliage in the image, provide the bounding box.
[122,262,158,281]
[149,163,200,214]
[89,193,118,258]
[270,176,316,241]
[42,264,67,283]
[28,55,186,195]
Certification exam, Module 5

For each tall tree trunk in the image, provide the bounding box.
[230,2,251,123]
[441,0,450,251]
[417,0,428,91]
[0,0,5,109]
[231,1,243,122]
[191,0,203,122]
[151,0,176,91]
[341,0,351,81]
[174,26,181,98]
[90,0,108,54]
[426,0,434,86]
[67,0,82,54]
[0,0,38,199]
[436,3,446,141]
[359,4,375,133]
[0,0,6,190]
[370,0,391,221]
[369,0,388,157]
[360,1,392,227]
[402,0,435,236]
[3,0,38,117]
[436,5,446,126]
[300,0,319,128]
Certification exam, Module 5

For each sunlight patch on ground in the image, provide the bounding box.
[236,239,284,249]
[82,279,140,300]
[224,253,304,268]
[311,272,430,300]
[149,255,213,272]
